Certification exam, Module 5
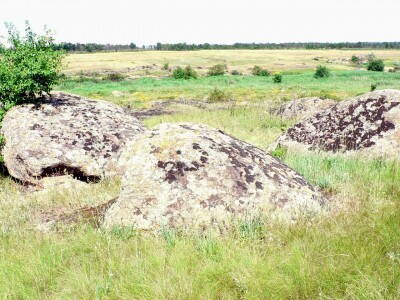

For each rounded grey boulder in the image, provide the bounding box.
[104,123,326,232]
[272,90,400,158]
[1,92,145,184]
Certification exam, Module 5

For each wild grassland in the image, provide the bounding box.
[1,103,400,298]
[64,49,400,76]
[58,70,400,106]
[1,50,400,298]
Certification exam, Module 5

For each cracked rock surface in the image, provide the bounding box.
[272,90,400,157]
[1,92,145,184]
[104,123,326,232]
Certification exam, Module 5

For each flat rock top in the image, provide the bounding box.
[273,97,336,120]
[1,92,145,183]
[274,90,400,155]
[104,123,325,232]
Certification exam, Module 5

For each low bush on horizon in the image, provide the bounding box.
[207,64,227,76]
[273,73,283,83]
[208,87,231,102]
[172,65,198,79]
[314,65,331,78]
[252,65,270,76]
[103,72,125,81]
[367,59,385,72]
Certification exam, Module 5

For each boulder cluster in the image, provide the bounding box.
[6,89,399,232]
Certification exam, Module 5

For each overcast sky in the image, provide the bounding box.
[1,0,399,45]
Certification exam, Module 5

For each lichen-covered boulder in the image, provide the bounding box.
[1,92,145,184]
[272,97,336,120]
[103,123,326,232]
[271,90,400,157]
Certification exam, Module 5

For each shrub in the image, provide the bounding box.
[314,65,330,78]
[252,65,262,76]
[252,65,270,76]
[207,64,227,76]
[351,55,361,64]
[0,22,64,115]
[231,70,242,75]
[208,88,230,102]
[371,83,378,91]
[367,59,385,72]
[273,73,282,83]
[162,63,169,70]
[103,72,125,81]
[172,65,197,79]
[172,66,185,79]
[183,65,198,79]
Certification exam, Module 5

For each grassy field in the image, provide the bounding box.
[64,49,400,77]
[1,50,400,298]
[59,70,400,106]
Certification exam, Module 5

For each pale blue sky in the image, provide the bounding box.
[1,0,399,45]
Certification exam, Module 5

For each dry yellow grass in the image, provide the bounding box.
[64,49,400,76]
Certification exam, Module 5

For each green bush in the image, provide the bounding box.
[314,65,330,78]
[172,66,198,79]
[252,65,270,76]
[162,63,169,70]
[252,65,262,76]
[351,55,361,64]
[230,70,242,75]
[172,66,185,79]
[273,73,282,83]
[207,64,227,76]
[0,23,64,168]
[208,88,230,102]
[183,65,198,79]
[367,59,385,72]
[103,72,125,81]
[371,83,378,91]
[0,22,64,116]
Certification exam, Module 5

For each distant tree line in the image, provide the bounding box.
[53,41,400,53]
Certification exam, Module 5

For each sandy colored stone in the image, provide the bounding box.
[104,123,326,232]
[271,90,400,158]
[1,92,145,184]
[272,97,336,120]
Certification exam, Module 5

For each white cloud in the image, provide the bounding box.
[0,0,399,44]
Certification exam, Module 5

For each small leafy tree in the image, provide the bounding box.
[0,22,64,116]
[208,64,227,76]
[314,65,330,78]
[367,59,385,72]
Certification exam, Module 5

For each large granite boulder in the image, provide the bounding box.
[272,97,336,120]
[103,123,326,232]
[1,92,145,184]
[271,90,400,157]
